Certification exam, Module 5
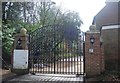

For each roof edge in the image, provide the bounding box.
[106,0,120,3]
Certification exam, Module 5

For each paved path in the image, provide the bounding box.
[1,69,16,82]
[30,56,84,74]
[2,73,84,83]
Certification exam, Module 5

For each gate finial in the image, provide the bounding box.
[20,28,27,35]
[89,25,97,32]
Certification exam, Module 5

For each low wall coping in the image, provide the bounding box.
[102,25,120,30]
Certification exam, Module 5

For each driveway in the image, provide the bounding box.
[30,56,84,74]
[2,73,84,83]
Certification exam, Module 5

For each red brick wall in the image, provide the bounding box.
[85,32,105,76]
[100,44,105,72]
[101,28,119,71]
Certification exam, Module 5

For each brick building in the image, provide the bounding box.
[92,0,120,71]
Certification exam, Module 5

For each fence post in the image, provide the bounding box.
[11,28,29,74]
[85,25,105,77]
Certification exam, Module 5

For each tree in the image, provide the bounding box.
[2,2,35,66]
[2,1,83,66]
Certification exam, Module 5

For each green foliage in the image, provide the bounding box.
[2,21,15,65]
[2,2,83,66]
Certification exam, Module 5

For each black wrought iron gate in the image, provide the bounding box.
[28,25,85,75]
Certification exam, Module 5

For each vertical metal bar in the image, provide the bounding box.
[48,27,50,74]
[37,56,39,73]
[65,40,67,74]
[35,34,37,73]
[46,30,48,74]
[57,45,58,74]
[77,40,79,75]
[50,27,52,74]
[38,55,40,73]
[53,26,56,74]
[61,40,63,74]
[49,57,51,74]
[44,53,46,74]
[43,32,46,74]
[83,42,85,75]
[79,31,82,75]
[56,40,58,74]
[66,40,68,74]
[35,56,37,73]
[63,40,65,74]
[78,31,81,74]
[57,30,59,74]
[80,40,82,75]
[45,35,47,73]
[42,42,44,74]
[48,28,50,74]
[51,27,54,73]
[33,55,35,73]
[40,36,42,73]
[46,53,48,74]
[28,34,31,73]
[67,41,69,74]
[41,46,44,73]
[32,55,34,73]
[60,27,63,74]
[47,30,49,74]
[54,46,56,74]
[44,31,46,74]
[52,34,54,74]
[69,42,71,74]
[60,40,61,74]
[50,49,51,74]
[68,41,70,74]
[74,42,76,74]
[71,41,73,74]
[82,32,85,75]
[42,29,44,74]
[33,56,34,74]
[31,36,33,73]
[54,50,55,74]
[33,38,35,73]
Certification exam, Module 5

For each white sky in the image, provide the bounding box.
[52,0,106,32]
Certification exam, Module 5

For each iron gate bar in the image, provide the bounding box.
[77,41,78,73]
[83,42,85,75]
[70,42,72,74]
[47,35,50,73]
[28,33,30,73]
[65,41,67,74]
[67,41,69,74]
[60,42,61,74]
[67,42,69,74]
[63,40,65,74]
[73,42,75,74]
[29,25,85,75]
[57,47,58,74]
[80,40,82,74]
